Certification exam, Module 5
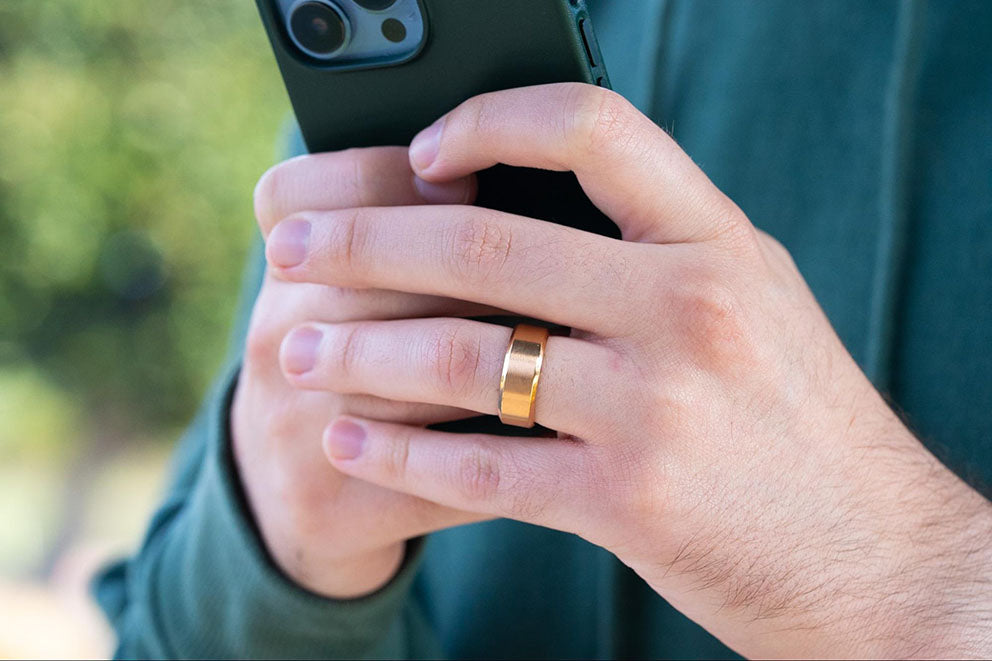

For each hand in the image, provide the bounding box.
[265,84,992,656]
[232,146,498,598]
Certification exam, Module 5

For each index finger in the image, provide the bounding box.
[265,204,658,335]
[253,146,476,236]
[408,83,746,246]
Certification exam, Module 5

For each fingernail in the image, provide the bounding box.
[413,175,470,204]
[409,119,443,171]
[267,218,310,267]
[324,418,366,460]
[282,326,322,374]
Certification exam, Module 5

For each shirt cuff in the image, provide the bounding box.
[149,362,427,658]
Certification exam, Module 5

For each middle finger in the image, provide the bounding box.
[266,205,657,335]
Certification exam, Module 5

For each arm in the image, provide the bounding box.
[268,83,992,658]
[92,122,490,657]
[92,236,443,659]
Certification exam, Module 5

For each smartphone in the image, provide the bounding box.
[256,0,618,435]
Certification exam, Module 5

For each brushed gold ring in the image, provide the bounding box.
[498,323,549,428]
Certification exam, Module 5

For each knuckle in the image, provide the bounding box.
[454,449,501,504]
[674,271,755,371]
[568,86,638,158]
[322,207,372,275]
[381,431,412,482]
[426,324,482,397]
[330,323,365,385]
[447,215,513,285]
[450,444,553,521]
[704,199,759,252]
[458,93,501,140]
[343,149,374,208]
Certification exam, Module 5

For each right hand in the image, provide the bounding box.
[232,147,495,598]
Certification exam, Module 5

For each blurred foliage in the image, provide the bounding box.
[0,0,289,468]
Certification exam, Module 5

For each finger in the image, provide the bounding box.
[245,274,510,377]
[265,206,657,335]
[408,83,747,245]
[326,391,479,427]
[279,318,623,438]
[331,474,491,551]
[250,290,503,425]
[323,416,592,531]
[254,146,477,235]
[267,278,510,324]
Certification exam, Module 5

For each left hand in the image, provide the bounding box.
[266,84,992,658]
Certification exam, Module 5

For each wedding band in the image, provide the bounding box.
[498,323,549,428]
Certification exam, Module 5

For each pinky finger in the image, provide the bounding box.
[322,415,592,531]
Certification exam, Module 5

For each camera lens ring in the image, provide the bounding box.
[353,0,397,11]
[287,0,350,60]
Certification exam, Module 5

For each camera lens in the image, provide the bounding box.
[289,1,348,58]
[353,0,397,11]
[381,18,406,43]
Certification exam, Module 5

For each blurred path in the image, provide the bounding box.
[0,543,113,659]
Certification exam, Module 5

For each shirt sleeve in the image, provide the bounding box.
[92,148,444,658]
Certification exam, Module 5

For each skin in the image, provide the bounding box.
[243,83,992,658]
[233,146,497,598]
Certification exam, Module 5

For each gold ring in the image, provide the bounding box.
[498,323,549,428]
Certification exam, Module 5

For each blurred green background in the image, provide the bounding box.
[0,1,288,656]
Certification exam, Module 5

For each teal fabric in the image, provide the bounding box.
[94,1,992,658]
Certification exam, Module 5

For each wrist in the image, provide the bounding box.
[756,422,992,659]
[856,444,992,658]
[888,481,992,657]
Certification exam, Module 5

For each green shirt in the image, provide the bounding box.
[94,1,992,658]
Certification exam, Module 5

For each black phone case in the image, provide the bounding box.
[256,0,618,436]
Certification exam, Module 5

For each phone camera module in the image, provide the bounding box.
[288,0,350,59]
[353,0,397,10]
[380,18,406,42]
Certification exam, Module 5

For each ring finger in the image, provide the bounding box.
[278,317,625,439]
